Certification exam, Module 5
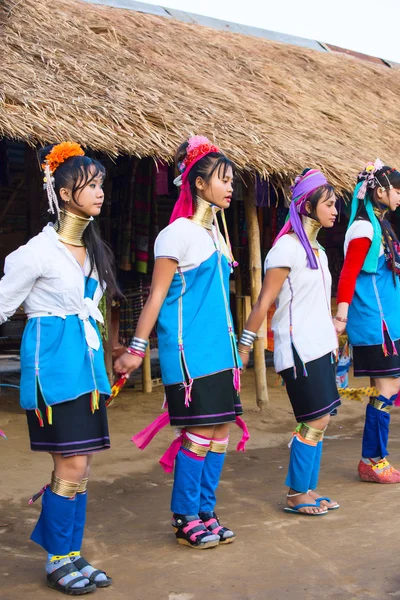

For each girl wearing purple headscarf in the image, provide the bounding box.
[239,169,340,516]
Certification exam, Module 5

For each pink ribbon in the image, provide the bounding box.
[159,431,185,473]
[131,411,170,450]
[169,151,215,224]
[235,416,250,452]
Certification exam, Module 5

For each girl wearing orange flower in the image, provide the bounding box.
[0,142,117,594]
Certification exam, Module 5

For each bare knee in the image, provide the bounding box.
[373,377,400,398]
[186,426,216,438]
[306,414,330,431]
[52,454,90,483]
[213,423,231,439]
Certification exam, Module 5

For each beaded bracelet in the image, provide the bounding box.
[127,347,145,358]
[333,315,348,323]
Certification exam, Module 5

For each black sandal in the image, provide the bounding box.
[172,514,220,549]
[199,511,236,544]
[47,562,96,595]
[72,556,113,588]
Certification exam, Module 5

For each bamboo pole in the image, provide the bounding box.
[142,345,152,393]
[243,174,268,409]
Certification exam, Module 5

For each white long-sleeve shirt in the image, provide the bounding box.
[0,224,104,349]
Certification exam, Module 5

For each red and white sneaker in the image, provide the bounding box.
[358,459,400,483]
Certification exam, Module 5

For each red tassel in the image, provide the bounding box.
[35,408,44,428]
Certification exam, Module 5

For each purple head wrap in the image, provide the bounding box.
[274,169,329,269]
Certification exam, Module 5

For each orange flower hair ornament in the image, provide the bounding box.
[41,142,85,217]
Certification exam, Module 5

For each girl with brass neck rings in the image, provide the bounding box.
[115,136,246,548]
[335,161,400,484]
[240,169,340,516]
[0,142,116,593]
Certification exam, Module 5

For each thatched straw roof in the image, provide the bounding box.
[1,0,400,188]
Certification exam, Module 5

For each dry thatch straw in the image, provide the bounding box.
[1,0,400,189]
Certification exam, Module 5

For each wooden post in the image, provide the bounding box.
[142,345,152,393]
[243,174,269,409]
[233,196,244,337]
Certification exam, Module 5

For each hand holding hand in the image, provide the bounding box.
[114,352,143,376]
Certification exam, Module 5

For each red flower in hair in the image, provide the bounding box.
[182,135,220,170]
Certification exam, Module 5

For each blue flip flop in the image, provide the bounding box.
[314,496,340,510]
[284,499,328,516]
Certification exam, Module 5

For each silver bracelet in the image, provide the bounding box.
[129,336,148,351]
[239,329,257,347]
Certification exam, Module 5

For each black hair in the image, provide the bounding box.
[300,168,335,220]
[39,145,120,298]
[354,166,400,282]
[175,141,235,208]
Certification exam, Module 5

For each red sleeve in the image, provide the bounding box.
[337,238,372,304]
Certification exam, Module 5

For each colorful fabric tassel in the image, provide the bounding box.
[35,408,44,428]
[90,390,100,414]
[0,429,7,439]
[46,405,53,425]
[106,375,128,407]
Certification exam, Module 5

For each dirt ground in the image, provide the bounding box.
[1,368,400,600]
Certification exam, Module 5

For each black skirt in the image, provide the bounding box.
[353,335,400,379]
[280,350,341,423]
[165,369,243,427]
[27,389,110,457]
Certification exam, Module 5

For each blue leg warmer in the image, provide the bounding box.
[362,394,395,459]
[309,440,323,491]
[171,449,206,515]
[70,491,87,553]
[285,436,317,493]
[31,487,76,555]
[199,451,226,513]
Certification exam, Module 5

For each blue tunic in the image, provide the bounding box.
[155,219,241,386]
[20,276,111,410]
[348,254,400,347]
